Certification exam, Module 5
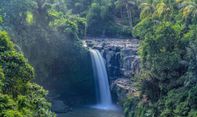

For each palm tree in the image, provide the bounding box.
[139,1,155,19]
[180,0,197,21]
[153,2,171,19]
[140,0,164,19]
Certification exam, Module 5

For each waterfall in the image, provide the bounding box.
[90,49,115,110]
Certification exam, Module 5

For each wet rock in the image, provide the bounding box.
[111,78,137,101]
[84,38,140,104]
[84,38,140,80]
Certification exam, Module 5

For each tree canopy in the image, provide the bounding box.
[123,0,197,117]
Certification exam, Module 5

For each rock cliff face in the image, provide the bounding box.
[85,38,140,79]
[84,38,140,101]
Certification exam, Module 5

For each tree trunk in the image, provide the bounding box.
[125,3,133,29]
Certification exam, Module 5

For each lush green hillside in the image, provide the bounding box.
[0,31,55,117]
[122,0,197,117]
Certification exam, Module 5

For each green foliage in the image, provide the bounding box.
[0,51,34,97]
[26,11,34,25]
[86,2,110,36]
[0,16,3,24]
[133,18,155,39]
[0,0,95,106]
[0,31,14,52]
[65,0,136,37]
[0,66,4,91]
[139,22,184,81]
[0,94,16,112]
[2,110,23,117]
[48,10,86,38]
[124,0,197,117]
[0,31,55,117]
[85,0,134,37]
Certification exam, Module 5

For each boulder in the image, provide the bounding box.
[51,100,71,113]
[111,78,137,101]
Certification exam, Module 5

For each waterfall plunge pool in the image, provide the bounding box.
[57,106,124,117]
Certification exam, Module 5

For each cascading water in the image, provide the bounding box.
[90,49,115,110]
[58,46,124,117]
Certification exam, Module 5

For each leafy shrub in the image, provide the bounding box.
[0,31,55,116]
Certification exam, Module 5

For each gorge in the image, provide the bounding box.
[1,0,197,117]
